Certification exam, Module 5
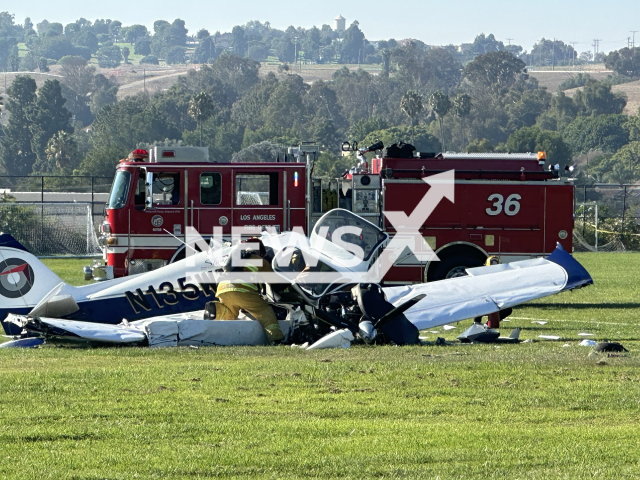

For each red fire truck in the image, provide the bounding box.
[98,145,574,284]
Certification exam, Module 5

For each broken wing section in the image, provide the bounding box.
[383,245,591,331]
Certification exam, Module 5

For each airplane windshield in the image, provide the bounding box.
[310,209,387,262]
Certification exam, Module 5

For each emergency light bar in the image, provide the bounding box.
[148,146,210,163]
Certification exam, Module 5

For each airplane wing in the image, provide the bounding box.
[383,244,591,331]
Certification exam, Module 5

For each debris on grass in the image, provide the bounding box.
[595,342,628,353]
[532,321,548,325]
[539,335,561,340]
[579,339,598,347]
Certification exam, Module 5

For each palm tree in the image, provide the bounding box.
[400,90,424,143]
[428,91,451,152]
[188,92,215,147]
[452,94,472,151]
[45,131,76,170]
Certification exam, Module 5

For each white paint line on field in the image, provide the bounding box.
[510,316,634,327]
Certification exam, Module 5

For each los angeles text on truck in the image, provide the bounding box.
[97,144,574,284]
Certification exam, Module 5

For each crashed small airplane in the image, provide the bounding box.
[1,209,592,348]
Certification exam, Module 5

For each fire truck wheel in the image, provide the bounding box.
[428,255,486,282]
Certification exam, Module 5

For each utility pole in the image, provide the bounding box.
[570,42,578,66]
[552,38,556,70]
[506,38,513,54]
[632,31,638,48]
[143,68,146,94]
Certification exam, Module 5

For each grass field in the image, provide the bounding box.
[1,253,640,478]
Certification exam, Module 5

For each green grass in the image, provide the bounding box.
[40,258,95,286]
[1,253,640,478]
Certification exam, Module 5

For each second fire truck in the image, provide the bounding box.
[97,144,574,284]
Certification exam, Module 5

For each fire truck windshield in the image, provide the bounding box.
[107,170,131,209]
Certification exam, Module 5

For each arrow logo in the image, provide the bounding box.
[375,170,455,278]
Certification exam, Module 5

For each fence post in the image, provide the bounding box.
[40,176,44,251]
[91,176,94,218]
[622,185,627,235]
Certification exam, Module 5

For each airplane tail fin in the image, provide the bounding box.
[0,234,65,312]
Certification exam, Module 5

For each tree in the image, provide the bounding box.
[123,24,148,44]
[530,38,576,67]
[140,55,159,65]
[59,56,94,95]
[209,54,260,96]
[608,141,640,183]
[339,23,365,63]
[231,141,283,163]
[90,74,119,115]
[506,126,572,169]
[29,80,73,173]
[134,37,151,56]
[76,145,127,177]
[562,115,630,154]
[471,33,504,56]
[400,90,424,143]
[392,43,462,93]
[360,125,441,153]
[452,93,472,150]
[122,46,130,64]
[43,130,78,172]
[196,28,210,41]
[572,79,627,116]
[166,46,185,65]
[188,92,215,146]
[604,47,640,77]
[97,45,121,68]
[428,91,451,151]
[464,51,525,93]
[37,57,49,72]
[0,76,37,175]
[232,26,247,57]
[303,27,321,62]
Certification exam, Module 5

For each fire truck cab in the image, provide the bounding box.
[99,145,574,283]
[100,146,307,278]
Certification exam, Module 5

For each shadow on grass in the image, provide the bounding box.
[526,303,640,309]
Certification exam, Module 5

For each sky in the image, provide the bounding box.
[8,0,640,54]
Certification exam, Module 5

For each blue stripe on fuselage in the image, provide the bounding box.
[1,290,212,335]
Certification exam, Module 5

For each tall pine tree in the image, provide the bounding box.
[0,76,37,176]
[30,80,73,173]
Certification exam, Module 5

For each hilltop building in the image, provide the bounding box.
[334,15,346,32]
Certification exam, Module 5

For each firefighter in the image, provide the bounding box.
[473,256,501,324]
[204,238,285,344]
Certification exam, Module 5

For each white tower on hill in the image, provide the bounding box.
[334,15,346,32]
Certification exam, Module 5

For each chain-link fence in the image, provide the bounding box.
[0,203,102,256]
[574,184,640,252]
[0,176,112,256]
